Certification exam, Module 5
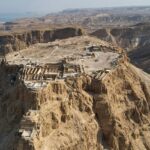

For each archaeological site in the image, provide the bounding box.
[0,3,150,150]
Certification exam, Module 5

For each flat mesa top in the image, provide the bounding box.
[6,36,121,74]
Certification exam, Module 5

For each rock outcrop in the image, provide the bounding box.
[0,56,150,150]
[91,62,150,150]
[0,7,150,150]
[0,32,150,150]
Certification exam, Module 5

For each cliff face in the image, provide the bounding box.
[0,27,83,54]
[0,33,150,149]
[0,65,37,150]
[92,62,150,150]
[0,60,150,150]
[31,62,150,150]
[91,23,150,73]
[91,24,150,51]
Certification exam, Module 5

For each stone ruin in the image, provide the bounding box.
[18,62,83,81]
[0,60,84,90]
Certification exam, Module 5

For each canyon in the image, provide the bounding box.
[0,27,82,54]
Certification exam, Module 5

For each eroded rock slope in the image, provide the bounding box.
[0,35,150,150]
[0,27,83,54]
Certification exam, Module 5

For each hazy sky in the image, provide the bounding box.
[0,0,150,13]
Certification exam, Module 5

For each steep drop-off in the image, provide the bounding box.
[0,59,150,150]
[0,27,83,54]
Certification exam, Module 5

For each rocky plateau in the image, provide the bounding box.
[0,6,150,150]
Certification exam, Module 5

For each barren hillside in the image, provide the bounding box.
[0,31,149,150]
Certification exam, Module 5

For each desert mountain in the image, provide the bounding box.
[0,28,149,150]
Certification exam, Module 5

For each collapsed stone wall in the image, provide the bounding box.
[0,27,83,54]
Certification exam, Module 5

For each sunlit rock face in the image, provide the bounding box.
[0,27,83,54]
[0,58,150,150]
[0,27,150,150]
